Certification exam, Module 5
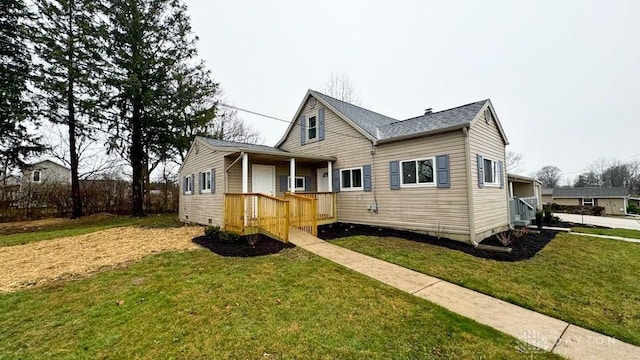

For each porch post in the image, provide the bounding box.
[509,181,514,197]
[289,158,296,193]
[327,161,333,192]
[242,152,249,193]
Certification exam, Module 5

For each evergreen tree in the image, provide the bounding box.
[33,0,105,218]
[104,0,218,216]
[0,0,43,179]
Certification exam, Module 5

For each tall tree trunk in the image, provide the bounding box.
[67,0,82,218]
[131,101,145,216]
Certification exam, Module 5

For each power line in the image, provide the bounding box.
[217,102,367,141]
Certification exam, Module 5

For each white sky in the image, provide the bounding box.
[186,0,640,181]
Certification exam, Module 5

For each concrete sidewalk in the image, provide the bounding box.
[288,227,640,360]
[556,213,640,230]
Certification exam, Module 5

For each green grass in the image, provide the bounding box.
[0,214,180,247]
[331,233,640,346]
[0,247,559,359]
[572,226,640,240]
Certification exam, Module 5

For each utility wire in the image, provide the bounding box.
[217,102,368,141]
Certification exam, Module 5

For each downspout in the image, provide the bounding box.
[463,127,479,247]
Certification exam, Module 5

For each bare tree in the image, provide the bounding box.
[535,165,562,188]
[41,123,125,180]
[323,73,361,105]
[506,151,523,173]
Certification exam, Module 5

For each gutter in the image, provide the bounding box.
[463,127,479,247]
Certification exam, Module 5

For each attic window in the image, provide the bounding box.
[32,170,41,183]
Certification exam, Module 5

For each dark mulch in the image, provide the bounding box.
[192,234,294,257]
[319,222,557,262]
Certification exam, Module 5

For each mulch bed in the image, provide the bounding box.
[318,222,557,262]
[192,234,294,257]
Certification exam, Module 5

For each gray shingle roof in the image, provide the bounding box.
[542,188,554,196]
[377,100,488,140]
[310,90,488,141]
[197,137,288,153]
[553,187,630,198]
[311,91,397,138]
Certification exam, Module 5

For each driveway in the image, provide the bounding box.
[555,213,640,230]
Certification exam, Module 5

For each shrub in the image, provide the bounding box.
[543,208,553,225]
[218,230,241,244]
[496,231,514,246]
[535,210,544,229]
[591,206,605,216]
[628,203,638,214]
[204,225,222,240]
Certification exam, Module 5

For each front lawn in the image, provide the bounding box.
[0,247,559,359]
[572,226,640,240]
[331,232,640,346]
[0,214,180,247]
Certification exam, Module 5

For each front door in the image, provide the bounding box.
[317,168,329,192]
[252,165,275,196]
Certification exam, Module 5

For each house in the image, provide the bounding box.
[179,89,511,244]
[21,160,71,186]
[507,174,542,226]
[541,188,553,205]
[549,187,630,216]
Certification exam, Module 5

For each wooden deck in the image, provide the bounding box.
[224,192,337,242]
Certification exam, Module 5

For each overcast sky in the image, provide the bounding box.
[186,0,640,182]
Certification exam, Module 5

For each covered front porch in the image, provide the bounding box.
[222,149,338,242]
[507,174,542,226]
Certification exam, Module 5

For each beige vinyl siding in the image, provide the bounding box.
[178,140,227,226]
[224,157,316,196]
[599,198,626,215]
[469,109,509,238]
[279,96,375,224]
[370,132,471,241]
[552,198,580,206]
[541,195,553,204]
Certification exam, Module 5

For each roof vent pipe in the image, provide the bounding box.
[424,108,433,115]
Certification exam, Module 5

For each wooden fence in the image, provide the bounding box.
[284,193,318,236]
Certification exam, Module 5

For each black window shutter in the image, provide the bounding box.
[363,165,372,192]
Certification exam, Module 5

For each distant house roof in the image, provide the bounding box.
[276,90,508,146]
[26,159,70,170]
[553,187,630,198]
[541,188,554,196]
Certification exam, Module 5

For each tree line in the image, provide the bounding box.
[535,159,640,194]
[1,0,257,218]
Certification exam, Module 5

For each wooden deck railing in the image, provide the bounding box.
[224,193,289,242]
[292,192,337,222]
[284,192,318,236]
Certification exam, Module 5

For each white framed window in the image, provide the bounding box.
[184,176,192,194]
[340,167,363,191]
[287,176,305,191]
[32,170,41,183]
[200,171,211,192]
[400,157,436,187]
[582,198,594,206]
[483,158,500,186]
[307,115,317,141]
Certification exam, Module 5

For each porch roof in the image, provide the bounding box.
[198,137,336,163]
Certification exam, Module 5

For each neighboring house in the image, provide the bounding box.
[550,187,630,216]
[179,89,510,244]
[21,160,71,186]
[507,174,542,226]
[541,188,553,205]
